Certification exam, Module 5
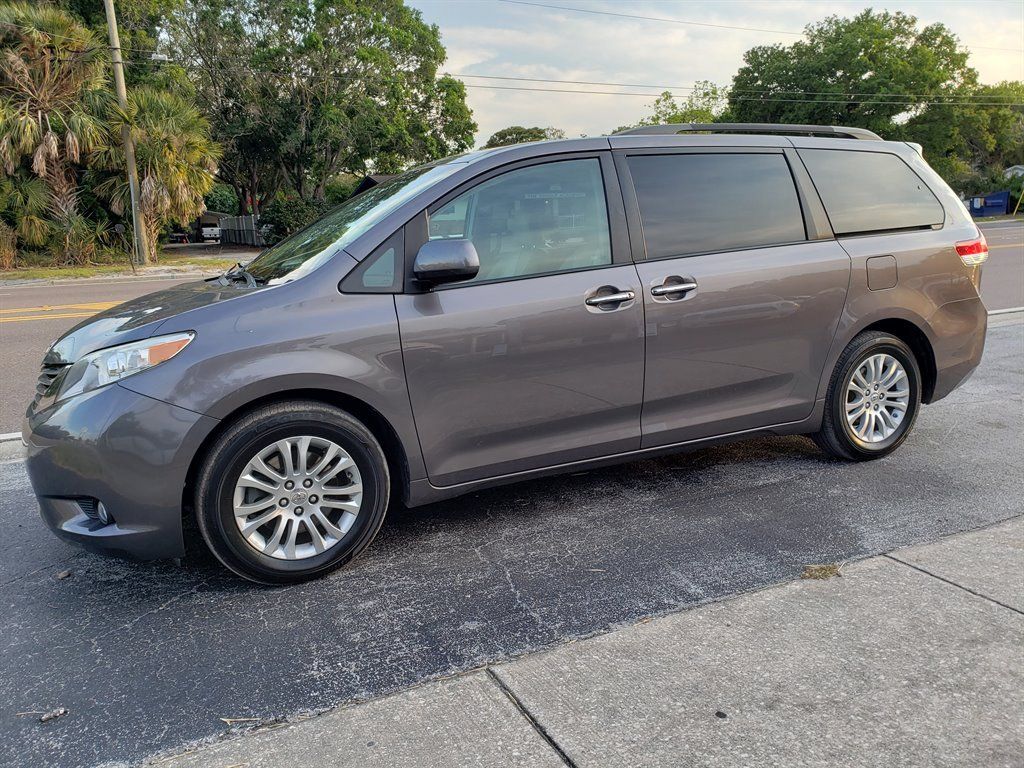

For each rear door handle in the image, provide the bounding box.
[585,290,635,307]
[651,280,697,297]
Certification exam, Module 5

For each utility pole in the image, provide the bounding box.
[102,0,149,265]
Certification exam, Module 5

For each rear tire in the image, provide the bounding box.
[195,401,390,584]
[813,331,921,461]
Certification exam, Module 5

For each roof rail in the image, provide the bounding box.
[613,123,883,141]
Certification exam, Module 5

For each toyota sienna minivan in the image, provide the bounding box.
[23,123,989,583]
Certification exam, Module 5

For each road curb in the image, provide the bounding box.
[0,433,25,462]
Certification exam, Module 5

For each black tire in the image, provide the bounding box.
[813,331,922,461]
[195,401,390,584]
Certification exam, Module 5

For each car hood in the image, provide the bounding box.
[44,279,258,365]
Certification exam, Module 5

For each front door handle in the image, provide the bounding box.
[651,280,697,298]
[585,290,635,307]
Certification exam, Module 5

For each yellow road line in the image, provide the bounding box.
[0,301,120,315]
[988,243,1022,250]
[0,311,102,324]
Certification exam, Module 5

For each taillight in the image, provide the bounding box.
[955,233,989,266]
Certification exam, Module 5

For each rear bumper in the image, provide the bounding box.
[24,384,218,560]
[929,296,988,402]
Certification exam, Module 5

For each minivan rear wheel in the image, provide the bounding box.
[195,401,390,584]
[813,331,921,461]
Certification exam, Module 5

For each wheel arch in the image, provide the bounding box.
[182,388,414,521]
[859,318,937,403]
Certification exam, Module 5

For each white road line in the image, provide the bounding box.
[989,306,1024,315]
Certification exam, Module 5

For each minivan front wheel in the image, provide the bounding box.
[814,331,921,461]
[195,401,390,584]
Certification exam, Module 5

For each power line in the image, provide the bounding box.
[450,73,1024,102]
[460,82,1023,106]
[114,56,1024,106]
[496,0,1024,53]
[117,58,1024,107]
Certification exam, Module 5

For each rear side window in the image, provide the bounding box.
[798,149,943,236]
[627,153,806,259]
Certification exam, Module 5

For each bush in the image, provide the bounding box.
[205,183,239,215]
[260,195,328,245]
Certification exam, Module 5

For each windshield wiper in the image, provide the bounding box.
[215,262,262,288]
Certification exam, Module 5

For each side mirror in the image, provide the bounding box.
[413,239,480,286]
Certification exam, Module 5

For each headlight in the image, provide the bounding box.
[57,332,195,402]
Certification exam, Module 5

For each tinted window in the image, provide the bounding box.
[799,149,943,235]
[428,158,611,283]
[627,153,805,259]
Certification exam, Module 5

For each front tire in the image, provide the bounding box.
[195,401,390,584]
[813,331,921,461]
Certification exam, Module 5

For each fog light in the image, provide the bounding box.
[97,502,111,525]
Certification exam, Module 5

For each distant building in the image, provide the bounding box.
[1005,165,1024,179]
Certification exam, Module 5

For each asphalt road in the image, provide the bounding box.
[1,222,1020,434]
[1,316,1021,768]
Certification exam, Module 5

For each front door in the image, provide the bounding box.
[619,149,851,447]
[396,155,645,487]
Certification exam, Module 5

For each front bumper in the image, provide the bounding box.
[24,384,218,559]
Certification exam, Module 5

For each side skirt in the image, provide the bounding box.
[406,399,826,508]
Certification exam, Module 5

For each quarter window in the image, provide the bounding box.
[798,149,944,235]
[627,153,806,259]
[428,158,612,283]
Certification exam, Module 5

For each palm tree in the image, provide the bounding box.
[0,172,51,268]
[0,3,106,243]
[91,87,219,263]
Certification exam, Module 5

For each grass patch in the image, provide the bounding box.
[800,563,844,580]
[0,253,237,282]
[974,213,1023,223]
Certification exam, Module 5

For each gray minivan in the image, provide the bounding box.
[23,123,989,583]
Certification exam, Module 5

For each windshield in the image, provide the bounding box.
[246,162,463,285]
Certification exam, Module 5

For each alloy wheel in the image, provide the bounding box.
[231,436,363,560]
[844,353,910,444]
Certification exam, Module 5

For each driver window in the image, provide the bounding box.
[427,158,611,284]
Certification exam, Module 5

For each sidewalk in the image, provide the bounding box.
[154,517,1024,767]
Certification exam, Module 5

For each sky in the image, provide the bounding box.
[409,0,1024,146]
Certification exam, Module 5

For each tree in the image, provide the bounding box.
[611,81,728,134]
[0,3,107,262]
[904,80,1024,193]
[57,0,188,90]
[643,81,729,125]
[90,88,219,263]
[483,125,565,148]
[168,0,477,208]
[727,10,976,136]
[204,182,238,214]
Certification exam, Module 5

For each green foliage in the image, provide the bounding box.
[324,175,358,205]
[483,126,566,148]
[260,194,328,245]
[0,2,109,263]
[56,0,189,91]
[726,9,1020,194]
[613,81,728,133]
[204,182,238,214]
[728,10,977,134]
[168,0,477,209]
